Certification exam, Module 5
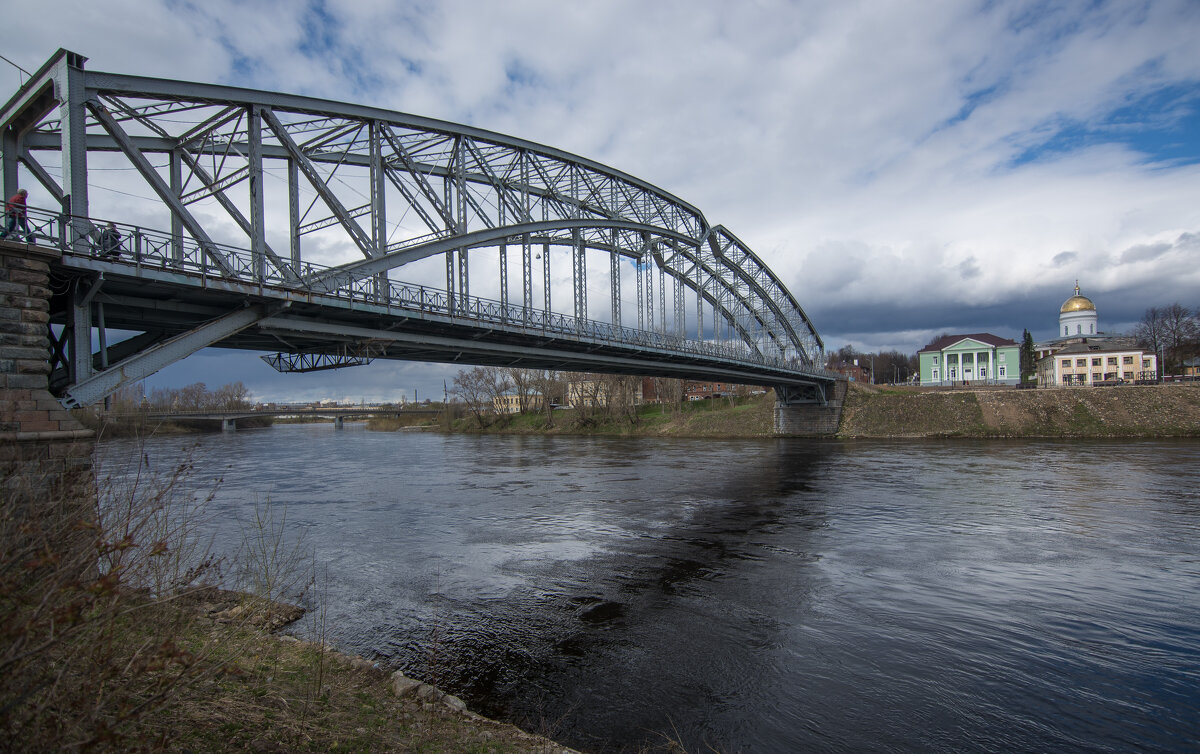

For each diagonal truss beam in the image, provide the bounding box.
[18,148,64,204]
[87,101,236,276]
[60,303,277,408]
[260,107,378,258]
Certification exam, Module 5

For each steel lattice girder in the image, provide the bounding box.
[2,50,833,403]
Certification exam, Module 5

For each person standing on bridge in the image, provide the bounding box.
[0,188,29,241]
[96,221,122,258]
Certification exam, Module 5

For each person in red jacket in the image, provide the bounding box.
[1,189,29,240]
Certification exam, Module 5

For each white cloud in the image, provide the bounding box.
[7,0,1200,395]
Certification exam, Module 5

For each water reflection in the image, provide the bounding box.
[97,429,1200,753]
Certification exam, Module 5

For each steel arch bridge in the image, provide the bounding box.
[2,49,837,409]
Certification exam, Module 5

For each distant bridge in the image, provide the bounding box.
[127,405,439,431]
[2,49,841,423]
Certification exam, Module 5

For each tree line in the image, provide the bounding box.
[106,381,253,412]
[824,346,917,384]
[1133,303,1199,374]
[448,367,696,428]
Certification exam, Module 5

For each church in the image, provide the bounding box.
[1034,283,1157,386]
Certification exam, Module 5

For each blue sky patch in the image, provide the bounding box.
[1012,83,1200,167]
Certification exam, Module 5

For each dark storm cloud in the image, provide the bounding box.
[1120,242,1172,264]
[815,273,1200,354]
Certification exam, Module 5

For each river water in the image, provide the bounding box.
[97,424,1200,752]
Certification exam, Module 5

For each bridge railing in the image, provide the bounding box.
[28,207,834,379]
[27,207,301,286]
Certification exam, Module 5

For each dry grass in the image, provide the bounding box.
[442,394,776,439]
[838,381,1200,437]
[1,444,576,753]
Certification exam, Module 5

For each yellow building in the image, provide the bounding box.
[1037,342,1157,386]
[492,392,543,414]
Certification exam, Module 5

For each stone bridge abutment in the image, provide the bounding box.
[0,238,94,518]
[774,378,847,436]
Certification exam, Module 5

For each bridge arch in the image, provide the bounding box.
[2,49,835,410]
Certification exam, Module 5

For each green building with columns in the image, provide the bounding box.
[918,333,1020,386]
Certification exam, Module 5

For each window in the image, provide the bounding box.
[1107,357,1117,365]
[1090,324,1094,334]
[1092,358,1102,366]
[999,365,1007,378]
[933,356,939,365]
[1092,373,1102,383]
[1062,360,1071,369]
[1123,356,1134,364]
[1077,325,1082,334]
[1123,371,1133,380]
[998,353,1006,363]
[1142,359,1151,368]
[932,368,939,381]
[1064,326,1069,336]
[1076,359,1087,367]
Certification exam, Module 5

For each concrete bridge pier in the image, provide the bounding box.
[334,416,344,430]
[0,239,95,519]
[773,378,847,436]
[221,418,236,432]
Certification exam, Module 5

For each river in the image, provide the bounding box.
[97,424,1200,752]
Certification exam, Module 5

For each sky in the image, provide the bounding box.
[5,0,1200,402]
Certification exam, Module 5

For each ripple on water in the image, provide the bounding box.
[97,430,1200,753]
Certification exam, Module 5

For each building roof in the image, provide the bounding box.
[1034,333,1134,349]
[1044,340,1149,356]
[918,333,1017,353]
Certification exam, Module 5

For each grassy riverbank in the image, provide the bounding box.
[2,583,577,752]
[72,410,274,438]
[2,455,579,752]
[444,394,776,438]
[838,382,1200,438]
[408,382,1200,439]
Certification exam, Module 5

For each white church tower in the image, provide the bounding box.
[1058,281,1098,337]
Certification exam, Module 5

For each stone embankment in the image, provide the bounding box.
[837,382,1200,438]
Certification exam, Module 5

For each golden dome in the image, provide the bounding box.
[1060,282,1095,313]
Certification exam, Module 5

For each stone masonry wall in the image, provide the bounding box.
[774,378,848,436]
[0,239,94,503]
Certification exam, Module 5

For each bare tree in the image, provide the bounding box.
[529,369,562,425]
[1134,307,1165,356]
[601,374,642,421]
[147,382,250,411]
[653,377,686,414]
[505,368,540,412]
[450,367,506,427]
[212,381,251,410]
[1161,304,1198,372]
[563,372,605,422]
[480,366,513,418]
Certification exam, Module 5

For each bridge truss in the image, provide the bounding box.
[2,49,833,408]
